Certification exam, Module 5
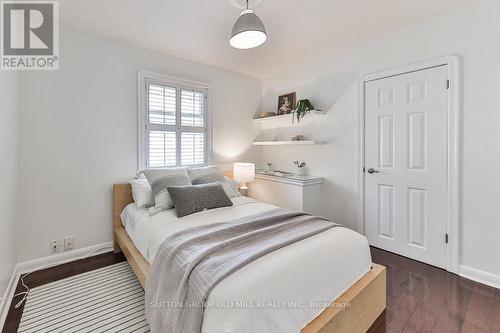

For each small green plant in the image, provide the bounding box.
[294,99,315,123]
[293,161,306,168]
[293,161,306,176]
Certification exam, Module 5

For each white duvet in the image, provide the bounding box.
[121,197,372,333]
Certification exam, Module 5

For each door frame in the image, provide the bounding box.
[356,55,461,273]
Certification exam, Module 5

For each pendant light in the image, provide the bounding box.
[230,0,267,49]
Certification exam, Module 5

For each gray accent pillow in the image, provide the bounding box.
[188,165,225,185]
[188,166,241,198]
[141,168,191,215]
[167,183,233,218]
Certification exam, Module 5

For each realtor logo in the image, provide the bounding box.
[1,1,59,70]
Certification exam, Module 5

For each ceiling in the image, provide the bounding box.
[60,0,480,78]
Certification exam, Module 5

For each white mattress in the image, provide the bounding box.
[121,197,372,333]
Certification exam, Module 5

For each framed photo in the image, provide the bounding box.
[277,92,296,115]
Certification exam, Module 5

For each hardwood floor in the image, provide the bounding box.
[1,252,126,333]
[2,248,499,333]
[369,247,500,333]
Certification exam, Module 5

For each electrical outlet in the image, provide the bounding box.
[50,239,61,253]
[64,236,75,250]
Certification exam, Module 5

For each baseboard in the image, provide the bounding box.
[459,265,500,290]
[0,241,113,329]
[16,241,113,274]
[0,266,20,330]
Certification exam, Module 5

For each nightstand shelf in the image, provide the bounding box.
[248,173,323,215]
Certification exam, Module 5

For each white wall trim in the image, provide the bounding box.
[15,242,113,274]
[0,266,19,330]
[357,55,461,274]
[137,70,214,171]
[0,242,113,329]
[356,79,366,235]
[459,265,500,290]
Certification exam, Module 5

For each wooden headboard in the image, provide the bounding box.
[112,183,150,285]
[113,171,233,227]
[113,184,133,228]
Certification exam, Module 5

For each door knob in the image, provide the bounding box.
[367,168,380,174]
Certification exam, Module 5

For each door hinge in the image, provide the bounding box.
[363,167,366,173]
[445,233,449,244]
[446,79,450,90]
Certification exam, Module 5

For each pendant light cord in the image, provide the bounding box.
[246,0,249,10]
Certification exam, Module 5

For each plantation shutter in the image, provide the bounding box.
[180,89,205,166]
[145,82,207,168]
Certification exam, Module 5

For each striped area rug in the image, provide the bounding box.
[18,261,150,333]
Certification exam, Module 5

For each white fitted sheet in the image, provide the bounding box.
[121,197,372,333]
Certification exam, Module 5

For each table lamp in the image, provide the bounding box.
[233,162,255,195]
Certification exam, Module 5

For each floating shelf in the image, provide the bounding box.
[253,110,325,123]
[252,140,326,146]
[255,172,324,186]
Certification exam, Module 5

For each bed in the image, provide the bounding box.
[113,183,386,333]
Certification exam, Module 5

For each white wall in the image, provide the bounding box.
[13,0,500,284]
[17,27,262,262]
[0,71,18,299]
[260,0,500,277]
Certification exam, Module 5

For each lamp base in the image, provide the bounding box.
[239,183,249,196]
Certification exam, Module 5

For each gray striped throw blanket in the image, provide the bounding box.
[145,208,339,333]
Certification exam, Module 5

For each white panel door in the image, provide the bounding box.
[364,65,448,268]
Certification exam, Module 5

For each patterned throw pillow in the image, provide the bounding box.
[141,168,191,215]
[188,165,241,198]
[188,165,225,185]
[224,176,240,192]
[167,183,233,218]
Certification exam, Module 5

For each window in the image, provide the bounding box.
[138,72,212,170]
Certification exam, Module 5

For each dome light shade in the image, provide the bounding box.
[230,9,267,49]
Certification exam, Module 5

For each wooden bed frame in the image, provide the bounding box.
[113,183,386,333]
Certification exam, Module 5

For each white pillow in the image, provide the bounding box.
[220,181,241,198]
[141,168,191,215]
[129,178,154,209]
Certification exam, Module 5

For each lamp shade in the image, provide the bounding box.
[230,9,267,49]
[233,163,255,183]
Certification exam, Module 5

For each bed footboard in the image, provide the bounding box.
[301,264,386,333]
